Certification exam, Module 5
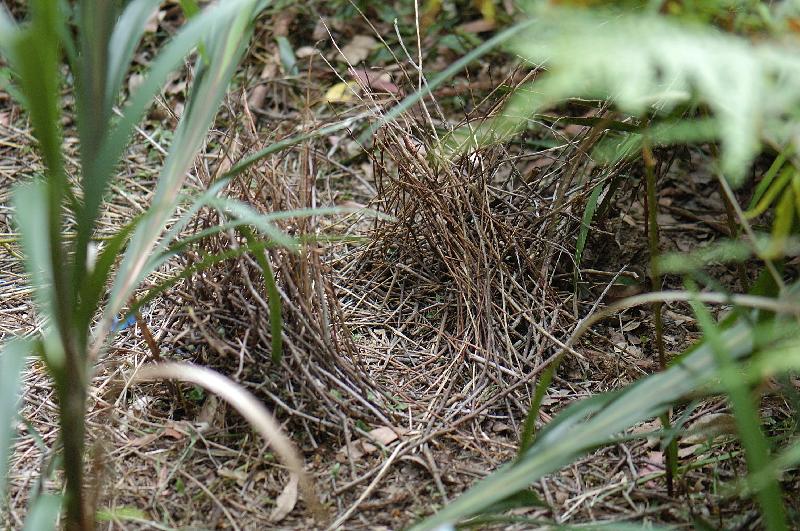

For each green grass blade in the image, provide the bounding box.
[410,322,756,530]
[688,293,787,531]
[746,166,794,219]
[150,176,233,260]
[518,362,556,455]
[106,0,161,116]
[127,243,264,320]
[84,0,258,259]
[221,112,371,180]
[75,0,118,208]
[208,197,298,250]
[13,183,57,322]
[239,228,283,363]
[7,1,76,344]
[106,0,263,321]
[575,183,604,282]
[0,340,31,502]
[21,494,62,531]
[276,35,297,75]
[748,145,791,210]
[76,214,142,337]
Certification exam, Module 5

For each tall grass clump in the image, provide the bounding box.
[392,1,800,529]
[0,1,328,528]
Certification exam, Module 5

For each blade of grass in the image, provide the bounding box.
[409,321,757,530]
[8,1,74,343]
[106,0,262,326]
[518,362,556,455]
[238,227,283,363]
[574,182,603,291]
[76,215,142,337]
[687,288,787,531]
[0,341,30,502]
[22,494,62,531]
[748,145,791,210]
[126,243,266,320]
[82,0,257,265]
[222,112,372,180]
[105,0,161,107]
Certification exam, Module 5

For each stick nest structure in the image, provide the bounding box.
[182,90,619,449]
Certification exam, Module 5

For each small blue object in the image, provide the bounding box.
[112,314,137,332]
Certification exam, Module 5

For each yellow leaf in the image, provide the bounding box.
[324,81,359,103]
[474,0,496,23]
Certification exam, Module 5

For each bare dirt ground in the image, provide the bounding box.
[2,3,798,530]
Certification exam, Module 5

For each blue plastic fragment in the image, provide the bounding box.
[112,314,137,332]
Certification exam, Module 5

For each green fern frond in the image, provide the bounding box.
[469,7,800,183]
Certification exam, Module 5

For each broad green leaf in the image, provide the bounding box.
[13,182,56,322]
[0,340,30,501]
[22,494,61,531]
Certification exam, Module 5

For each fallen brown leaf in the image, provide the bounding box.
[338,35,376,64]
[270,473,299,522]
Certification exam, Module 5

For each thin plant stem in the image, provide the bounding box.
[643,141,677,496]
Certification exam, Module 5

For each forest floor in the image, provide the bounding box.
[2,2,797,530]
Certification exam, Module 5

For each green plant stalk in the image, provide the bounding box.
[237,227,283,363]
[706,129,750,292]
[688,292,788,531]
[9,1,87,526]
[5,2,272,529]
[518,362,556,455]
[56,366,88,531]
[643,142,678,496]
[58,3,121,526]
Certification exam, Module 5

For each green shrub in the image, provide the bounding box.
[0,1,332,528]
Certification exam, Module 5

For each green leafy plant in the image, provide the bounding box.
[448,5,800,185]
[0,0,331,528]
[389,2,800,529]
